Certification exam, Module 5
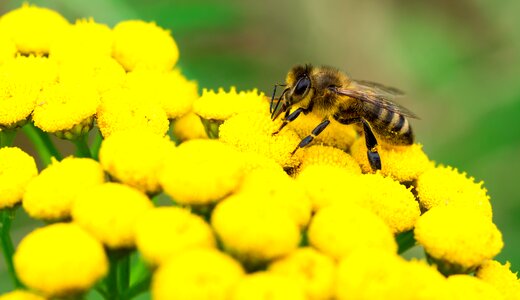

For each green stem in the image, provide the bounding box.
[396,230,416,254]
[22,123,61,166]
[0,207,23,289]
[106,249,132,300]
[90,129,103,161]
[0,130,17,147]
[117,254,130,298]
[73,134,92,158]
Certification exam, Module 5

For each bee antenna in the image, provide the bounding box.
[270,84,286,113]
[271,88,289,120]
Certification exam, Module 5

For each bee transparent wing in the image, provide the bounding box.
[332,80,419,119]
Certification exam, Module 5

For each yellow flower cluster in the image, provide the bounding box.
[1,4,518,300]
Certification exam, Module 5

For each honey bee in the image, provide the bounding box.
[270,64,418,170]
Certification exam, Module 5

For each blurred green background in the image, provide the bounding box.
[1,0,520,293]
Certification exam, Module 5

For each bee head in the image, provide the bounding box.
[286,64,313,105]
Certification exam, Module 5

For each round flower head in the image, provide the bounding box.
[152,249,244,300]
[415,165,492,218]
[112,20,178,71]
[33,82,99,139]
[99,129,176,193]
[172,111,208,141]
[297,144,361,175]
[476,260,520,300]
[14,223,108,297]
[414,205,503,275]
[159,139,245,206]
[49,18,113,63]
[125,68,198,119]
[351,139,433,182]
[268,247,336,300]
[237,168,311,228]
[211,194,300,265]
[446,275,504,300]
[239,151,286,174]
[0,4,70,55]
[97,87,169,138]
[135,206,216,266]
[0,71,37,129]
[193,87,266,121]
[1,55,59,90]
[289,113,357,151]
[308,203,397,260]
[0,290,46,300]
[0,147,37,209]
[72,182,153,248]
[231,272,306,300]
[219,110,303,168]
[0,35,16,64]
[23,157,105,220]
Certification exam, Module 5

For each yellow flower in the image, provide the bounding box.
[351,139,433,182]
[219,110,303,168]
[193,87,266,121]
[446,275,504,300]
[476,260,520,300]
[135,206,216,266]
[152,249,244,300]
[415,165,492,218]
[268,247,336,300]
[414,205,503,275]
[97,87,169,138]
[0,290,46,300]
[231,272,306,300]
[0,4,70,55]
[0,35,16,65]
[112,20,178,71]
[99,129,176,193]
[172,111,208,141]
[159,139,245,206]
[33,82,99,139]
[23,157,105,220]
[289,113,357,151]
[239,151,286,174]
[49,18,113,62]
[211,194,300,265]
[72,182,153,248]
[125,68,198,119]
[1,55,59,90]
[297,144,361,175]
[308,203,397,260]
[13,223,108,297]
[0,147,37,209]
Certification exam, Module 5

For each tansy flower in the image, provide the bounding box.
[268,247,336,300]
[446,275,504,300]
[125,68,198,119]
[172,111,208,141]
[97,87,169,138]
[33,82,99,139]
[351,139,433,182]
[239,151,286,174]
[159,139,245,206]
[308,203,397,260]
[289,113,358,151]
[219,110,303,168]
[414,205,503,275]
[49,18,113,62]
[476,260,520,300]
[72,182,153,248]
[0,70,38,129]
[152,249,244,300]
[135,206,216,266]
[193,87,266,122]
[231,272,306,300]
[13,223,108,297]
[0,290,46,300]
[0,35,16,65]
[0,147,37,209]
[415,165,492,218]
[99,129,176,193]
[211,194,300,266]
[1,55,59,90]
[0,4,70,55]
[112,20,178,72]
[23,157,105,220]
[297,144,361,175]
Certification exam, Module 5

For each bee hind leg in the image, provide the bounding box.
[362,119,381,170]
[290,119,331,155]
[272,107,305,135]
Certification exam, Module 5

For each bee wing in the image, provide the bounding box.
[332,80,419,119]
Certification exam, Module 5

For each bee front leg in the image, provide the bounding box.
[290,119,331,155]
[361,119,381,170]
[272,107,305,135]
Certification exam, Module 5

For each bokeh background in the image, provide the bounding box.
[1,0,519,292]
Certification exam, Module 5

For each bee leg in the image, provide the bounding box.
[290,119,331,155]
[362,119,381,170]
[272,107,305,135]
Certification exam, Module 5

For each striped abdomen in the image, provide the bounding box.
[365,105,414,145]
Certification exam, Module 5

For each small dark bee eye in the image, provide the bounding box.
[293,76,310,96]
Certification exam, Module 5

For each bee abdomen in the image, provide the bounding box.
[371,107,414,145]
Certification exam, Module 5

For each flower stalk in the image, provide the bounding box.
[0,206,23,289]
[22,123,62,166]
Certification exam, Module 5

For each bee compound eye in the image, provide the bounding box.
[293,76,311,96]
